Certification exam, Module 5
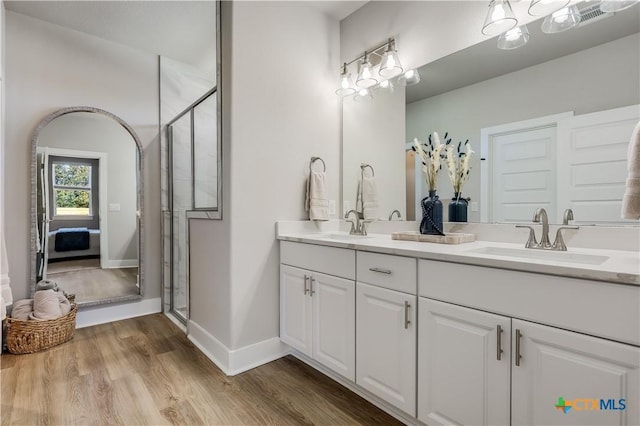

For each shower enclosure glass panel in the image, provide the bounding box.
[193,93,218,209]
[170,114,192,321]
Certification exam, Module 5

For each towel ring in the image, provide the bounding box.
[360,163,375,177]
[310,156,326,172]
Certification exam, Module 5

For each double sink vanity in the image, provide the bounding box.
[276,220,639,425]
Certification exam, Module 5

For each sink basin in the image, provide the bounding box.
[467,246,609,265]
[317,233,372,241]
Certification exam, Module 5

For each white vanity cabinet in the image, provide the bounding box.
[418,260,640,426]
[280,242,356,381]
[418,298,511,425]
[356,252,417,416]
[511,319,639,426]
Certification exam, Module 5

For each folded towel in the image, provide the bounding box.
[362,176,379,220]
[622,121,640,219]
[306,170,329,221]
[32,289,69,320]
[36,279,58,291]
[11,299,33,320]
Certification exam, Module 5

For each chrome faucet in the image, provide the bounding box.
[532,208,551,248]
[563,208,574,225]
[388,209,402,221]
[516,207,579,251]
[345,209,373,235]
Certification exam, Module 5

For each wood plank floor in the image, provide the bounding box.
[1,314,402,425]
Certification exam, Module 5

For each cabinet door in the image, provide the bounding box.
[311,272,355,381]
[356,282,416,416]
[418,298,511,426]
[280,265,312,357]
[512,319,640,426]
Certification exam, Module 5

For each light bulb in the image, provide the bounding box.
[541,4,580,33]
[335,63,355,96]
[356,58,378,88]
[528,0,570,16]
[398,69,421,86]
[482,0,518,36]
[497,24,530,49]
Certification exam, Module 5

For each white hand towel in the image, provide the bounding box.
[362,176,379,220]
[622,121,640,220]
[307,171,329,221]
[1,228,12,320]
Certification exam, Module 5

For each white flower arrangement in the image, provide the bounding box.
[412,132,446,192]
[445,138,474,194]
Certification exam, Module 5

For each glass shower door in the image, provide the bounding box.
[169,114,192,322]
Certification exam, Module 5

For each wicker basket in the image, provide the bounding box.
[4,304,77,354]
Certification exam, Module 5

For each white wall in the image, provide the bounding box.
[343,88,405,218]
[5,11,160,301]
[38,113,138,262]
[406,34,640,221]
[188,1,341,354]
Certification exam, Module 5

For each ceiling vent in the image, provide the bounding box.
[576,2,615,27]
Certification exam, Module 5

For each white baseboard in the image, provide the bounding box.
[76,297,161,328]
[106,259,138,269]
[188,320,288,376]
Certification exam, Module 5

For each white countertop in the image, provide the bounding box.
[277,230,640,286]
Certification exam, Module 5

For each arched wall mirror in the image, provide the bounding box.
[31,107,144,306]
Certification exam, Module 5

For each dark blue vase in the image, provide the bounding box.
[420,190,444,235]
[448,193,468,222]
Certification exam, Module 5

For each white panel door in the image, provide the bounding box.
[356,282,416,416]
[557,104,640,224]
[491,126,557,223]
[512,319,640,426]
[280,265,312,357]
[418,298,511,426]
[311,272,355,381]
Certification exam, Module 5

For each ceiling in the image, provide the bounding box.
[406,1,640,103]
[308,1,369,20]
[4,1,217,71]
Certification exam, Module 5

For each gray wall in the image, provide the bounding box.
[406,33,640,221]
[4,11,160,300]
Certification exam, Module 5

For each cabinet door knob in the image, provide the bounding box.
[497,325,504,361]
[515,329,523,366]
[303,275,310,295]
[404,301,411,329]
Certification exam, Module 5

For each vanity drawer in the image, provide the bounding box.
[280,241,355,280]
[357,251,416,294]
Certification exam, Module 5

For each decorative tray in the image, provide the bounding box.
[391,231,475,244]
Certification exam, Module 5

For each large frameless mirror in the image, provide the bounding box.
[31,107,143,306]
[342,4,640,225]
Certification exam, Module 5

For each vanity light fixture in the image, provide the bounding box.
[599,0,639,12]
[497,24,530,49]
[528,0,570,16]
[482,0,518,36]
[356,52,378,88]
[541,5,581,33]
[335,38,407,98]
[379,39,403,78]
[335,63,356,97]
[397,69,421,86]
